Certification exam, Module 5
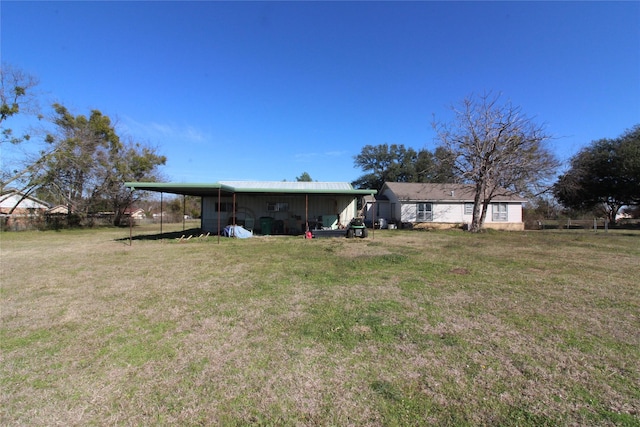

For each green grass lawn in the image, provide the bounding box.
[1,225,639,426]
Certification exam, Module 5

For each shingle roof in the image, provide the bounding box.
[0,189,51,208]
[382,182,527,202]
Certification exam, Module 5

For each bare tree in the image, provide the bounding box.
[433,93,558,232]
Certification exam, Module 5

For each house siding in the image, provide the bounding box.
[396,201,523,224]
[1,191,51,231]
[378,183,525,230]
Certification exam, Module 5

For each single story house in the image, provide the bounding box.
[1,189,51,230]
[46,205,70,215]
[1,189,50,216]
[365,182,527,231]
[125,181,377,235]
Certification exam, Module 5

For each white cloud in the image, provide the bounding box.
[324,150,348,157]
[119,116,208,144]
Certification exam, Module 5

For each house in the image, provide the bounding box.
[125,181,377,235]
[124,207,145,220]
[1,189,51,230]
[46,205,70,215]
[1,189,50,215]
[365,182,527,231]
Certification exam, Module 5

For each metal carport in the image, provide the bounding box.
[124,181,376,242]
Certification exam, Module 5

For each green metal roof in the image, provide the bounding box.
[124,181,376,197]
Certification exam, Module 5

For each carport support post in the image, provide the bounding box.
[305,194,309,232]
[182,194,186,231]
[233,193,237,226]
[128,196,133,246]
[160,192,163,236]
[372,197,376,239]
[217,187,221,244]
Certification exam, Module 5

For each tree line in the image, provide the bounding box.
[3,64,638,231]
[350,93,639,231]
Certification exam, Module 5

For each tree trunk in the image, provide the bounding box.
[607,203,620,225]
[113,210,123,227]
[480,200,489,229]
[469,183,485,232]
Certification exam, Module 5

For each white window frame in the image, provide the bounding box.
[416,202,432,222]
[492,203,508,221]
[464,203,474,215]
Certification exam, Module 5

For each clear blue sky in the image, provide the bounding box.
[2,1,639,184]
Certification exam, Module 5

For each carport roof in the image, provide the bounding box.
[124,181,376,197]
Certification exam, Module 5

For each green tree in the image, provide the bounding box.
[0,63,40,146]
[165,195,200,221]
[38,104,166,225]
[39,104,122,216]
[352,144,452,190]
[414,146,457,183]
[106,140,167,225]
[0,64,52,199]
[296,172,313,182]
[353,143,403,189]
[433,93,558,232]
[552,125,640,224]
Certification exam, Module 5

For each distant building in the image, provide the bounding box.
[124,207,145,220]
[46,205,70,215]
[1,189,51,230]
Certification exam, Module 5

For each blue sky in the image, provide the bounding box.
[2,1,639,184]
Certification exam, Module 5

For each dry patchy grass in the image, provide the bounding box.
[1,225,639,426]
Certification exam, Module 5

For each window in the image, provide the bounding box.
[267,202,289,212]
[215,202,234,212]
[417,203,432,221]
[492,203,508,221]
[464,203,474,215]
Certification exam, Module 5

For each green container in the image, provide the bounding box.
[259,217,273,235]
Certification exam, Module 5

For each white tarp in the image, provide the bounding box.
[223,225,253,238]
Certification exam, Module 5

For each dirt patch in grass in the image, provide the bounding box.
[332,239,394,259]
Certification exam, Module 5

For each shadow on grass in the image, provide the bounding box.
[115,228,210,242]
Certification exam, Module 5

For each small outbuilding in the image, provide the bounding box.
[364,182,527,231]
[125,181,377,235]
